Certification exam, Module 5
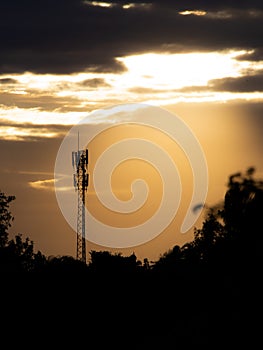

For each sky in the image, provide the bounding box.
[1,0,263,263]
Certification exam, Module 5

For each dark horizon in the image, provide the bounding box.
[1,166,262,348]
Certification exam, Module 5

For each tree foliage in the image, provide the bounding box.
[153,167,263,272]
[0,191,15,248]
[0,190,47,273]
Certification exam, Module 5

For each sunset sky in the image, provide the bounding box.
[1,0,263,262]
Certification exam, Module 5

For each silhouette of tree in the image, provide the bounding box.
[0,190,47,273]
[88,250,140,276]
[221,166,263,241]
[1,166,262,277]
[151,167,263,283]
[1,168,263,348]
[43,255,88,278]
[0,191,15,248]
[189,211,225,263]
[152,245,182,273]
[142,257,150,270]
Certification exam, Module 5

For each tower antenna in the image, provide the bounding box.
[72,132,89,263]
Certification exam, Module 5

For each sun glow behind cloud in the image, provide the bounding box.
[85,1,113,8]
[115,51,253,90]
[0,107,86,124]
[0,126,59,141]
[84,1,152,10]
[178,10,207,16]
[1,49,263,140]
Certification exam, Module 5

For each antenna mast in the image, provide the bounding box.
[72,132,89,263]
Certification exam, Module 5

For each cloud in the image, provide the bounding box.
[28,177,73,192]
[236,48,263,62]
[178,10,206,16]
[1,0,263,74]
[0,74,113,112]
[0,78,18,84]
[209,72,263,92]
[0,92,88,112]
[84,1,152,10]
[128,87,167,94]
[0,119,71,141]
[18,170,54,176]
[28,178,55,191]
[78,78,111,88]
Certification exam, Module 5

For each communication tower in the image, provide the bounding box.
[72,134,89,263]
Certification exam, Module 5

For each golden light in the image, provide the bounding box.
[116,50,253,90]
[179,10,207,16]
[0,106,86,125]
[0,126,59,141]
[143,92,263,107]
[122,3,152,10]
[1,49,263,142]
[28,179,55,190]
[85,1,113,8]
[123,3,135,9]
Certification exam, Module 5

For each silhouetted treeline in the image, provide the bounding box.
[1,167,262,348]
[1,167,262,276]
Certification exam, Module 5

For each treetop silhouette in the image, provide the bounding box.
[0,166,262,275]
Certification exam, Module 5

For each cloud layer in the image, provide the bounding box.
[1,0,263,74]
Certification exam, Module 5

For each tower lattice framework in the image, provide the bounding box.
[72,146,89,264]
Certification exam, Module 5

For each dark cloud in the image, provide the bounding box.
[0,78,18,84]
[0,92,87,111]
[79,78,111,88]
[236,48,263,62]
[173,71,263,93]
[0,90,123,113]
[84,1,263,11]
[1,0,263,74]
[209,72,263,92]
